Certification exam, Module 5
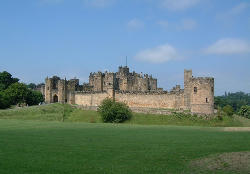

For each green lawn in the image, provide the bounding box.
[0,119,250,174]
[0,104,250,173]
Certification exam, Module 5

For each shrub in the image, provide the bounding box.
[223,105,234,117]
[97,98,132,123]
[238,105,250,119]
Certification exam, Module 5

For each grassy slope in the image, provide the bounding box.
[0,120,250,174]
[0,104,249,127]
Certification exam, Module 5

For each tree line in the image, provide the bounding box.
[0,71,44,109]
[215,92,250,119]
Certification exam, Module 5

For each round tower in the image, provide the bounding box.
[190,77,214,115]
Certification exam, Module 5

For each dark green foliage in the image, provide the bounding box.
[98,98,132,123]
[26,90,44,106]
[239,105,250,119]
[222,105,234,116]
[27,83,37,89]
[5,82,30,105]
[0,91,11,109]
[215,92,250,112]
[0,71,19,90]
[0,71,44,109]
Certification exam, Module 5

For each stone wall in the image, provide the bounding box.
[74,91,185,110]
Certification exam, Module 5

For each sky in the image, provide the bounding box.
[0,0,250,96]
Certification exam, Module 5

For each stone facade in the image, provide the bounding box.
[45,67,215,115]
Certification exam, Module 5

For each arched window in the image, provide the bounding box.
[206,98,208,103]
[194,87,197,93]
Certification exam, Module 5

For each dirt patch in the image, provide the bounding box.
[223,127,250,132]
[189,152,250,173]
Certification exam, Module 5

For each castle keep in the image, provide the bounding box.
[45,66,214,115]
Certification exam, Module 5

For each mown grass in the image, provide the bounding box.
[0,103,248,127]
[0,119,250,174]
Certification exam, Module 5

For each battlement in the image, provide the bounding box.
[44,66,214,115]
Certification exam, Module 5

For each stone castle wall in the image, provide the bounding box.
[45,68,214,115]
[74,91,185,110]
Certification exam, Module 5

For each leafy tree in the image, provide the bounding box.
[223,105,234,117]
[27,83,37,90]
[215,92,250,112]
[98,98,132,123]
[0,91,11,109]
[0,71,19,91]
[26,90,44,105]
[5,82,30,105]
[239,105,250,119]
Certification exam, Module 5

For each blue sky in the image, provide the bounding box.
[0,0,250,95]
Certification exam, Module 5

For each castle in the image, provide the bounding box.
[44,66,214,115]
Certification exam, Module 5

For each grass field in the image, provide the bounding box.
[0,119,250,174]
[0,104,250,173]
[1,103,249,127]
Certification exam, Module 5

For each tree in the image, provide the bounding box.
[239,105,250,119]
[0,91,11,109]
[223,105,234,117]
[27,83,37,90]
[26,90,44,106]
[98,98,132,123]
[0,71,19,91]
[5,82,30,105]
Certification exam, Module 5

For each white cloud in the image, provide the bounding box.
[161,0,200,11]
[231,2,250,15]
[135,44,180,63]
[127,19,144,30]
[83,0,115,8]
[158,19,197,31]
[217,2,250,20]
[204,38,250,55]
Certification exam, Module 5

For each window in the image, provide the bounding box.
[194,87,197,93]
[47,87,49,90]
[206,98,208,103]
[211,87,214,93]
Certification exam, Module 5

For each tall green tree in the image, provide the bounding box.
[0,71,19,91]
[5,82,30,105]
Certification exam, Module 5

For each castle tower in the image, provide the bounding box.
[184,69,192,109]
[189,78,214,115]
[45,77,52,103]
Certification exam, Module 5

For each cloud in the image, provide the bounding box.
[217,2,250,20]
[231,2,250,15]
[158,19,197,31]
[127,19,144,30]
[135,44,180,63]
[83,0,115,8]
[204,38,250,55]
[160,0,200,11]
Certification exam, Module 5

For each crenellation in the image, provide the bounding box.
[45,66,214,115]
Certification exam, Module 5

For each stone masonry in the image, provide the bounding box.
[45,66,214,115]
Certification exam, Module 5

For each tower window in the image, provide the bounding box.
[47,87,49,90]
[211,87,214,93]
[194,87,197,93]
[206,98,208,103]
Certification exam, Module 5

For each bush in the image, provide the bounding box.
[238,105,250,119]
[97,98,132,123]
[223,105,234,117]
